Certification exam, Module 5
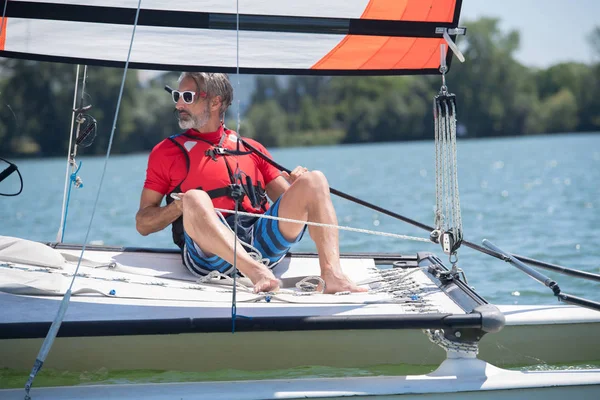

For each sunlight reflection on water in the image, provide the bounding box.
[1,133,599,306]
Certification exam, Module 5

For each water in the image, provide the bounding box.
[1,133,599,306]
[1,133,600,388]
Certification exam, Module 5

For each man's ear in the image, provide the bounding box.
[211,96,222,111]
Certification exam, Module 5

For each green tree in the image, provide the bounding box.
[251,76,281,105]
[449,18,537,137]
[588,26,600,59]
[82,67,139,156]
[296,97,320,131]
[583,27,600,129]
[534,62,596,132]
[536,88,579,133]
[0,59,74,156]
[245,100,288,147]
[0,60,144,157]
[131,75,179,151]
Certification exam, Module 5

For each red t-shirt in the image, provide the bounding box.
[143,126,280,209]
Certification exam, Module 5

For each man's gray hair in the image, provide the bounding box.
[179,72,233,117]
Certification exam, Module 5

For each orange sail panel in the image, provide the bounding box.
[361,0,455,22]
[0,18,7,51]
[313,0,456,70]
[313,37,449,71]
[0,0,461,75]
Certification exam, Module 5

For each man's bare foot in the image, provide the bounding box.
[321,269,368,294]
[253,276,281,293]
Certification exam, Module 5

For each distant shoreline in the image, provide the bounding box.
[3,131,598,161]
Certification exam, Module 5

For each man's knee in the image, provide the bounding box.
[182,189,213,215]
[297,170,329,192]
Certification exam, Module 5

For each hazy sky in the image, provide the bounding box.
[460,0,598,68]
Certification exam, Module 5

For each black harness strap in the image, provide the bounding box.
[166,136,189,196]
[167,134,266,209]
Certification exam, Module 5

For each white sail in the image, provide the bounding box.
[0,0,463,74]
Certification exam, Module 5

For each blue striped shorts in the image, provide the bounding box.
[182,197,306,277]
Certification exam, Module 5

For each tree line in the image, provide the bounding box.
[0,18,598,158]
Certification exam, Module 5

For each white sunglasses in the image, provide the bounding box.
[171,90,207,104]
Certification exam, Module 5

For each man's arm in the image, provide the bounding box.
[265,166,309,202]
[265,176,290,203]
[135,188,182,236]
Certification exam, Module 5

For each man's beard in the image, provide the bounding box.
[178,103,210,130]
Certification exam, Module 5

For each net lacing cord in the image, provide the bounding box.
[193,262,442,305]
[425,328,479,356]
[2,261,441,308]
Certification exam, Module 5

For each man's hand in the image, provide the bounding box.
[170,192,185,211]
[281,166,308,185]
[253,276,281,293]
[137,188,182,236]
[247,268,282,293]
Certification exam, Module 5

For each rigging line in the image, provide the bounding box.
[59,66,89,243]
[56,64,81,243]
[239,138,595,280]
[231,0,241,332]
[23,1,143,398]
[71,65,88,161]
[215,208,431,243]
[0,0,7,33]
[241,137,432,232]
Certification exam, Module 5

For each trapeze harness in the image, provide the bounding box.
[166,130,269,249]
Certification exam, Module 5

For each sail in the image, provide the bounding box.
[0,0,463,75]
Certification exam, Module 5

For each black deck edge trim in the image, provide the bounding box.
[0,313,482,339]
[0,51,449,76]
[44,241,416,262]
[417,253,489,312]
[474,304,505,334]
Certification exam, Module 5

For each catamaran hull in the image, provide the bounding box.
[1,239,599,380]
[1,315,600,373]
[1,358,599,400]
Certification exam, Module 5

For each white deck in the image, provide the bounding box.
[1,237,600,372]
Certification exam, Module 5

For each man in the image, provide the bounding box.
[136,72,366,294]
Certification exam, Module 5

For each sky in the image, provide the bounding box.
[460,0,599,68]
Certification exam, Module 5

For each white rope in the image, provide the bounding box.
[434,98,443,230]
[214,208,432,243]
[449,100,463,239]
[24,3,144,397]
[433,92,463,254]
[214,210,279,268]
[296,276,326,294]
[197,270,254,293]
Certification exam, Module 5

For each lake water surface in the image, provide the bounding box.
[2,133,600,388]
[2,133,599,306]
